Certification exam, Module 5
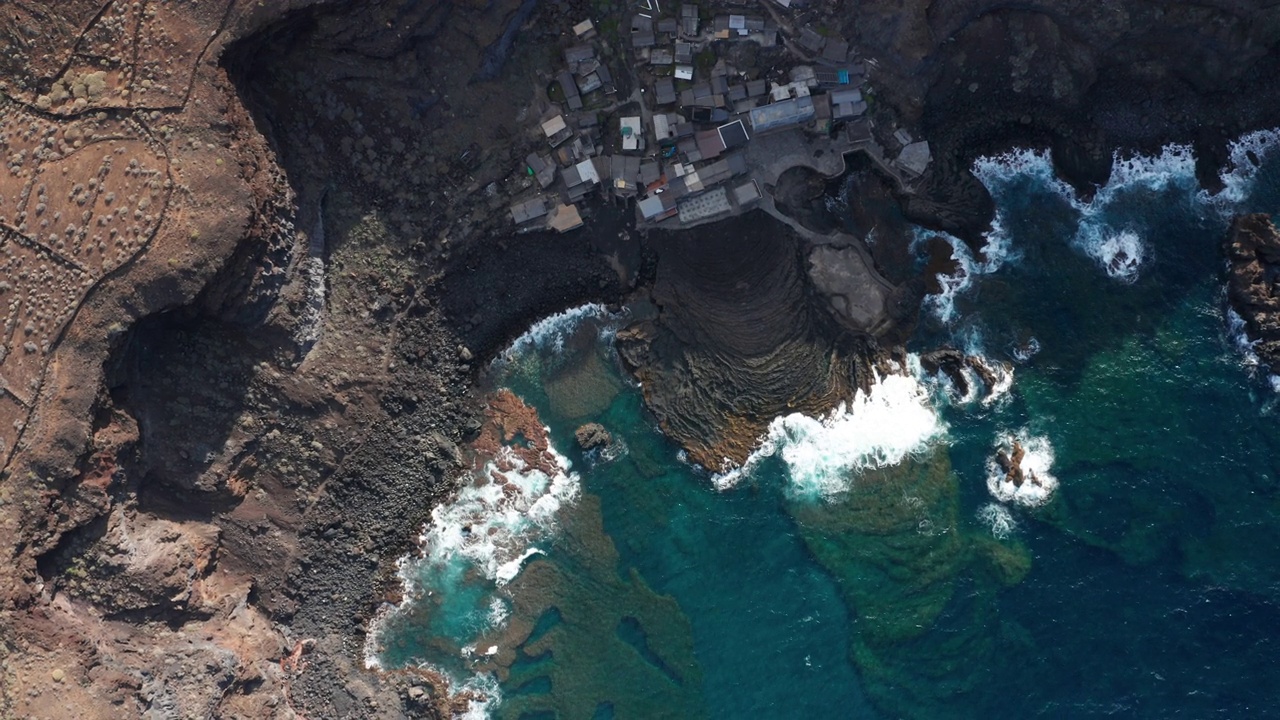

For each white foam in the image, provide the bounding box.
[985,431,1059,508]
[1224,305,1280,389]
[926,130,1280,300]
[970,146,1168,282]
[715,362,945,498]
[487,596,511,630]
[1226,305,1261,370]
[980,361,1015,408]
[362,602,396,670]
[454,674,502,720]
[1012,337,1041,363]
[410,443,579,589]
[1213,129,1280,207]
[916,216,1018,324]
[496,303,612,363]
[1081,228,1146,283]
[976,503,1017,540]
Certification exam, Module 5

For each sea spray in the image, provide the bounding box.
[1224,304,1280,391]
[1213,129,1280,207]
[415,444,579,588]
[915,216,1018,324]
[986,431,1059,507]
[976,503,1017,540]
[715,362,945,498]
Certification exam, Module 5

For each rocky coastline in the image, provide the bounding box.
[5,1,1280,718]
[1226,213,1280,372]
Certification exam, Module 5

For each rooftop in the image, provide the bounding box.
[548,203,584,232]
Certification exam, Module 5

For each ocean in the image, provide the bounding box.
[369,130,1280,718]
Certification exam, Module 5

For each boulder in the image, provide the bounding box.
[574,423,612,451]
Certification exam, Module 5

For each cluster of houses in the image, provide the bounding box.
[508,5,931,233]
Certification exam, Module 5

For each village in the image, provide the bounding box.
[507,1,933,233]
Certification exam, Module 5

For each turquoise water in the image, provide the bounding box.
[376,132,1280,718]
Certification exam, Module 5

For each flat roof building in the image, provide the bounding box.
[678,186,732,223]
[557,71,582,110]
[526,153,557,189]
[510,197,549,224]
[831,88,867,120]
[655,77,677,105]
[733,179,762,208]
[621,116,643,151]
[695,129,727,160]
[896,141,932,177]
[654,113,678,143]
[577,72,603,94]
[717,119,750,149]
[681,4,699,37]
[542,115,573,147]
[749,96,815,133]
[611,154,642,196]
[565,45,595,65]
[548,203,584,232]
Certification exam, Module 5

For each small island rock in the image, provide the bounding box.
[575,423,612,451]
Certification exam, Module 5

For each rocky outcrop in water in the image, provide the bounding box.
[919,348,1011,403]
[995,440,1030,487]
[575,423,613,451]
[1226,214,1280,370]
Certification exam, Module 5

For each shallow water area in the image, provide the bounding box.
[373,130,1280,719]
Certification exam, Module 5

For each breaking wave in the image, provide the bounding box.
[496,303,616,363]
[985,431,1059,508]
[1215,129,1280,207]
[916,216,1018,324]
[917,129,1280,323]
[417,443,578,588]
[715,360,945,499]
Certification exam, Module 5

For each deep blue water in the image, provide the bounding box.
[374,132,1280,718]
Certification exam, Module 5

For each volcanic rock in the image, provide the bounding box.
[625,213,897,469]
[920,347,1010,403]
[575,423,612,451]
[1226,214,1280,370]
[995,440,1027,487]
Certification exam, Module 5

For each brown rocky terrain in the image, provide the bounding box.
[0,1,624,718]
[1226,213,1280,370]
[5,1,1280,719]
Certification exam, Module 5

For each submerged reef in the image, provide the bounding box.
[789,448,1030,718]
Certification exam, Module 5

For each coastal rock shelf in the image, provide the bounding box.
[621,214,893,469]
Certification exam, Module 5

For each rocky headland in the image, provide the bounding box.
[4,1,1280,719]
